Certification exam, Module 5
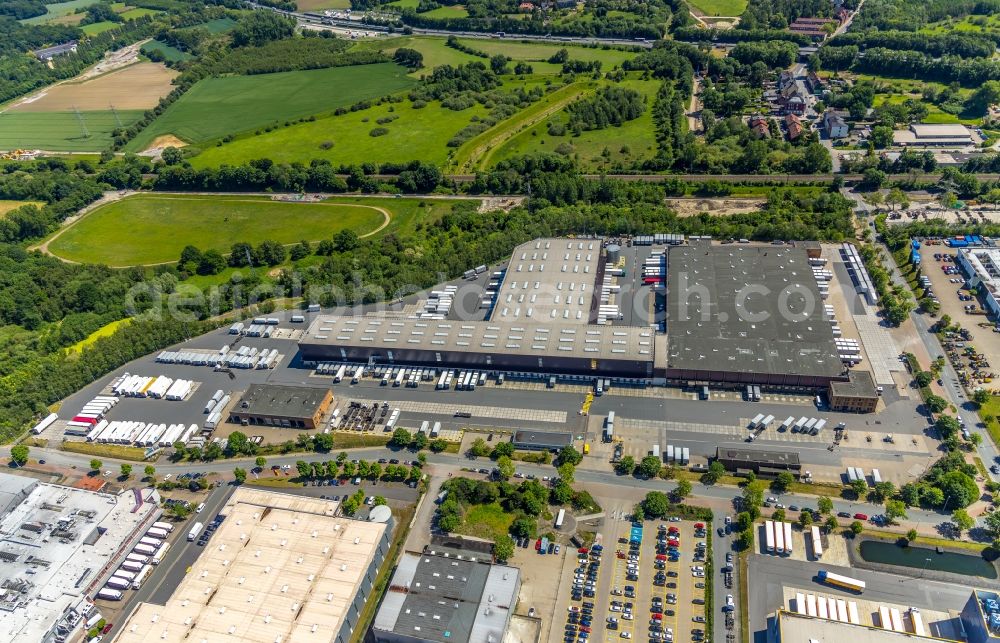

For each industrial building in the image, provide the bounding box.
[229,383,334,429]
[0,470,37,515]
[958,248,1000,319]
[512,429,574,451]
[828,371,880,413]
[297,237,859,396]
[369,549,521,643]
[664,241,847,388]
[714,447,802,476]
[893,123,974,147]
[772,609,951,642]
[0,474,161,643]
[115,488,391,643]
[961,590,1000,643]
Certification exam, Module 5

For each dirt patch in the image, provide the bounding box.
[146,134,187,150]
[478,196,525,213]
[9,62,178,112]
[666,197,765,217]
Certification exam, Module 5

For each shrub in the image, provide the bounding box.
[369,127,389,137]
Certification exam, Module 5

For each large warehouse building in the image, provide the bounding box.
[229,383,333,429]
[115,488,391,643]
[370,549,521,643]
[297,237,853,392]
[0,475,161,642]
[664,241,846,388]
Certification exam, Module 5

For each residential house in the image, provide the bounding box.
[749,116,770,139]
[784,114,803,141]
[518,1,534,11]
[822,110,849,139]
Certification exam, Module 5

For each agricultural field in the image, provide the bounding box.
[81,21,119,35]
[19,0,99,24]
[7,63,178,112]
[126,63,416,152]
[685,0,748,16]
[45,194,393,265]
[349,37,479,76]
[0,110,143,151]
[295,0,352,9]
[421,5,470,18]
[179,17,237,33]
[191,98,487,168]
[490,77,660,171]
[455,39,638,70]
[0,201,43,216]
[140,39,193,63]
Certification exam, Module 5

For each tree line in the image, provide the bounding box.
[814,46,1000,88]
[567,85,646,131]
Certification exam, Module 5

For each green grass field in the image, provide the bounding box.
[491,77,659,171]
[81,21,118,35]
[126,63,415,151]
[455,39,637,68]
[140,39,193,62]
[685,0,748,16]
[422,4,469,18]
[191,98,485,168]
[0,200,43,216]
[180,17,237,33]
[20,0,99,24]
[0,110,143,152]
[46,194,392,265]
[350,37,478,75]
[456,503,513,540]
[119,7,159,19]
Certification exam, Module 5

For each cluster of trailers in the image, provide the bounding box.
[97,521,174,601]
[847,467,882,486]
[203,389,230,430]
[764,520,794,555]
[64,396,121,436]
[223,345,280,370]
[792,591,860,625]
[111,374,195,400]
[749,414,828,436]
[229,318,280,336]
[420,286,458,318]
[662,444,690,465]
[641,249,665,286]
[86,420,199,447]
[877,606,926,636]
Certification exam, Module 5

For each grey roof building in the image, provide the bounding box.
[229,383,333,429]
[370,550,520,643]
[664,241,846,388]
[33,41,78,60]
[512,429,574,451]
[0,471,38,516]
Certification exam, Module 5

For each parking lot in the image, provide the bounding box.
[552,518,711,643]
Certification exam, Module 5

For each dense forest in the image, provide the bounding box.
[814,45,1000,88]
[853,0,1000,32]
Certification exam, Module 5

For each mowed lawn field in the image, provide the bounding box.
[191,98,486,168]
[46,194,391,265]
[141,39,193,62]
[125,63,416,151]
[490,77,660,171]
[685,0,748,16]
[0,110,143,151]
[20,0,98,23]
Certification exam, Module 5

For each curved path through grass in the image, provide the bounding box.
[449,81,593,173]
[38,193,391,267]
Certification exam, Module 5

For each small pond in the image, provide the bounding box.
[859,540,997,579]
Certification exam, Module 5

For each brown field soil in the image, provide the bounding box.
[666,197,765,217]
[50,12,85,25]
[145,134,187,150]
[0,200,43,216]
[9,63,178,112]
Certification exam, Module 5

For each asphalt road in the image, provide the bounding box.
[846,188,1000,483]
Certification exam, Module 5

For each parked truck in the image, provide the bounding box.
[188,521,204,542]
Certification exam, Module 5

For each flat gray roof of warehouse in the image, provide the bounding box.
[716,447,801,466]
[236,383,329,417]
[665,242,844,377]
[300,315,656,362]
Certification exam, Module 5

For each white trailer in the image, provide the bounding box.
[812,419,827,435]
[188,522,204,541]
[794,417,808,432]
[872,469,882,485]
[806,594,817,617]
[774,520,785,553]
[334,364,347,383]
[394,369,406,387]
[105,577,130,590]
[666,445,675,463]
[31,412,59,434]
[431,421,441,437]
[126,553,150,564]
[749,413,765,429]
[152,522,174,533]
[132,564,153,589]
[120,560,144,572]
[765,520,776,552]
[139,537,161,548]
[112,569,136,581]
[680,448,690,465]
[782,522,793,555]
[145,528,168,539]
[779,416,795,431]
[910,608,925,635]
[652,444,660,459]
[811,525,823,558]
[134,544,157,556]
[761,415,775,429]
[803,418,818,432]
[436,370,448,389]
[794,592,806,615]
[152,541,170,565]
[97,588,123,601]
